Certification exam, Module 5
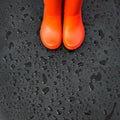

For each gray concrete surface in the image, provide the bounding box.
[0,0,120,120]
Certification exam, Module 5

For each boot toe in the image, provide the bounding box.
[40,22,62,50]
[63,25,85,50]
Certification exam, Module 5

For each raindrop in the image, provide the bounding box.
[42,74,48,84]
[42,87,49,95]
[8,42,14,49]
[24,62,32,67]
[6,31,12,40]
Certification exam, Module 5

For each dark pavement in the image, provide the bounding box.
[0,0,120,120]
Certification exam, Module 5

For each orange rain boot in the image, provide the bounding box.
[63,0,85,50]
[40,0,62,50]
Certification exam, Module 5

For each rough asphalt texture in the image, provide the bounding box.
[0,0,120,120]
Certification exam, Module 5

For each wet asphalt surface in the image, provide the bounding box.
[0,0,120,120]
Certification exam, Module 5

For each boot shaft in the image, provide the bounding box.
[44,0,62,15]
[43,0,83,16]
[64,0,83,15]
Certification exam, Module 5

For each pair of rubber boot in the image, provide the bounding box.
[40,0,85,50]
